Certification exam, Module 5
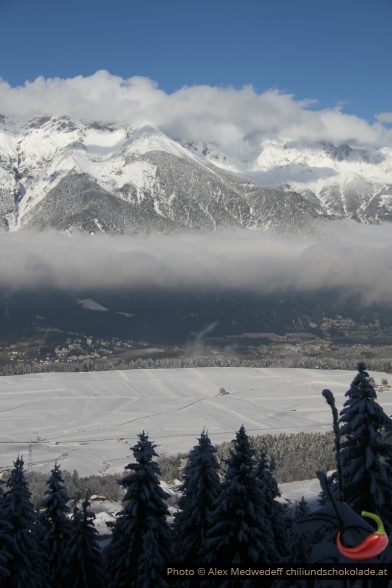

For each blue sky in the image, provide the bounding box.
[0,0,391,121]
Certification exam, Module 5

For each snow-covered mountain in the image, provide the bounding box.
[0,114,391,233]
[187,139,392,224]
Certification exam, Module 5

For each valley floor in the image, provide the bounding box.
[0,367,390,476]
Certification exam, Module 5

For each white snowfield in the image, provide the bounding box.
[0,367,390,476]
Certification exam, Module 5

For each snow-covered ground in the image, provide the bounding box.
[90,477,323,538]
[0,367,390,476]
[279,477,326,510]
[76,298,109,312]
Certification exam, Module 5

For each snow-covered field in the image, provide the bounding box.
[0,367,390,476]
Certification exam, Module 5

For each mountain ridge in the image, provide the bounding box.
[0,115,391,233]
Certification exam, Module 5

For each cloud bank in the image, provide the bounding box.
[0,72,391,156]
[0,222,391,304]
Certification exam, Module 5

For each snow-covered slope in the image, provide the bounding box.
[0,367,391,475]
[2,114,391,234]
[279,476,323,509]
[0,115,317,233]
[188,139,392,223]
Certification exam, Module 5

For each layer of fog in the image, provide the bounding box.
[0,221,391,304]
[1,72,391,157]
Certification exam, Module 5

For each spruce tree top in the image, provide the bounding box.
[226,424,254,474]
[341,362,389,423]
[338,364,392,525]
[41,463,70,518]
[105,432,172,588]
[124,431,159,473]
[118,430,169,514]
[206,425,279,564]
[4,456,35,526]
[173,430,221,564]
[69,496,99,544]
[357,361,367,374]
[178,429,220,499]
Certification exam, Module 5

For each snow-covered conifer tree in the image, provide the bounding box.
[1,457,48,587]
[137,527,171,588]
[0,479,13,584]
[105,431,172,588]
[256,448,288,560]
[63,498,106,588]
[295,496,309,519]
[205,425,279,575]
[40,463,73,587]
[338,362,392,530]
[172,430,221,565]
[288,497,311,564]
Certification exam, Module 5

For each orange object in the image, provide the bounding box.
[337,511,388,561]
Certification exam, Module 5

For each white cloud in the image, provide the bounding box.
[0,222,391,304]
[0,72,391,156]
[376,112,392,124]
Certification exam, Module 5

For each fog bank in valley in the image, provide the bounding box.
[0,222,391,305]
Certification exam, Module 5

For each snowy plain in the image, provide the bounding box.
[0,367,390,477]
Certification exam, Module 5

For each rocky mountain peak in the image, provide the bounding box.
[0,116,391,234]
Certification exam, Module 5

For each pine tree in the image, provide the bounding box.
[288,497,311,564]
[338,362,392,530]
[63,498,106,588]
[1,457,48,587]
[137,527,170,588]
[256,448,288,560]
[0,479,13,584]
[205,426,278,580]
[172,430,221,565]
[40,463,73,587]
[296,496,309,519]
[105,432,172,588]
